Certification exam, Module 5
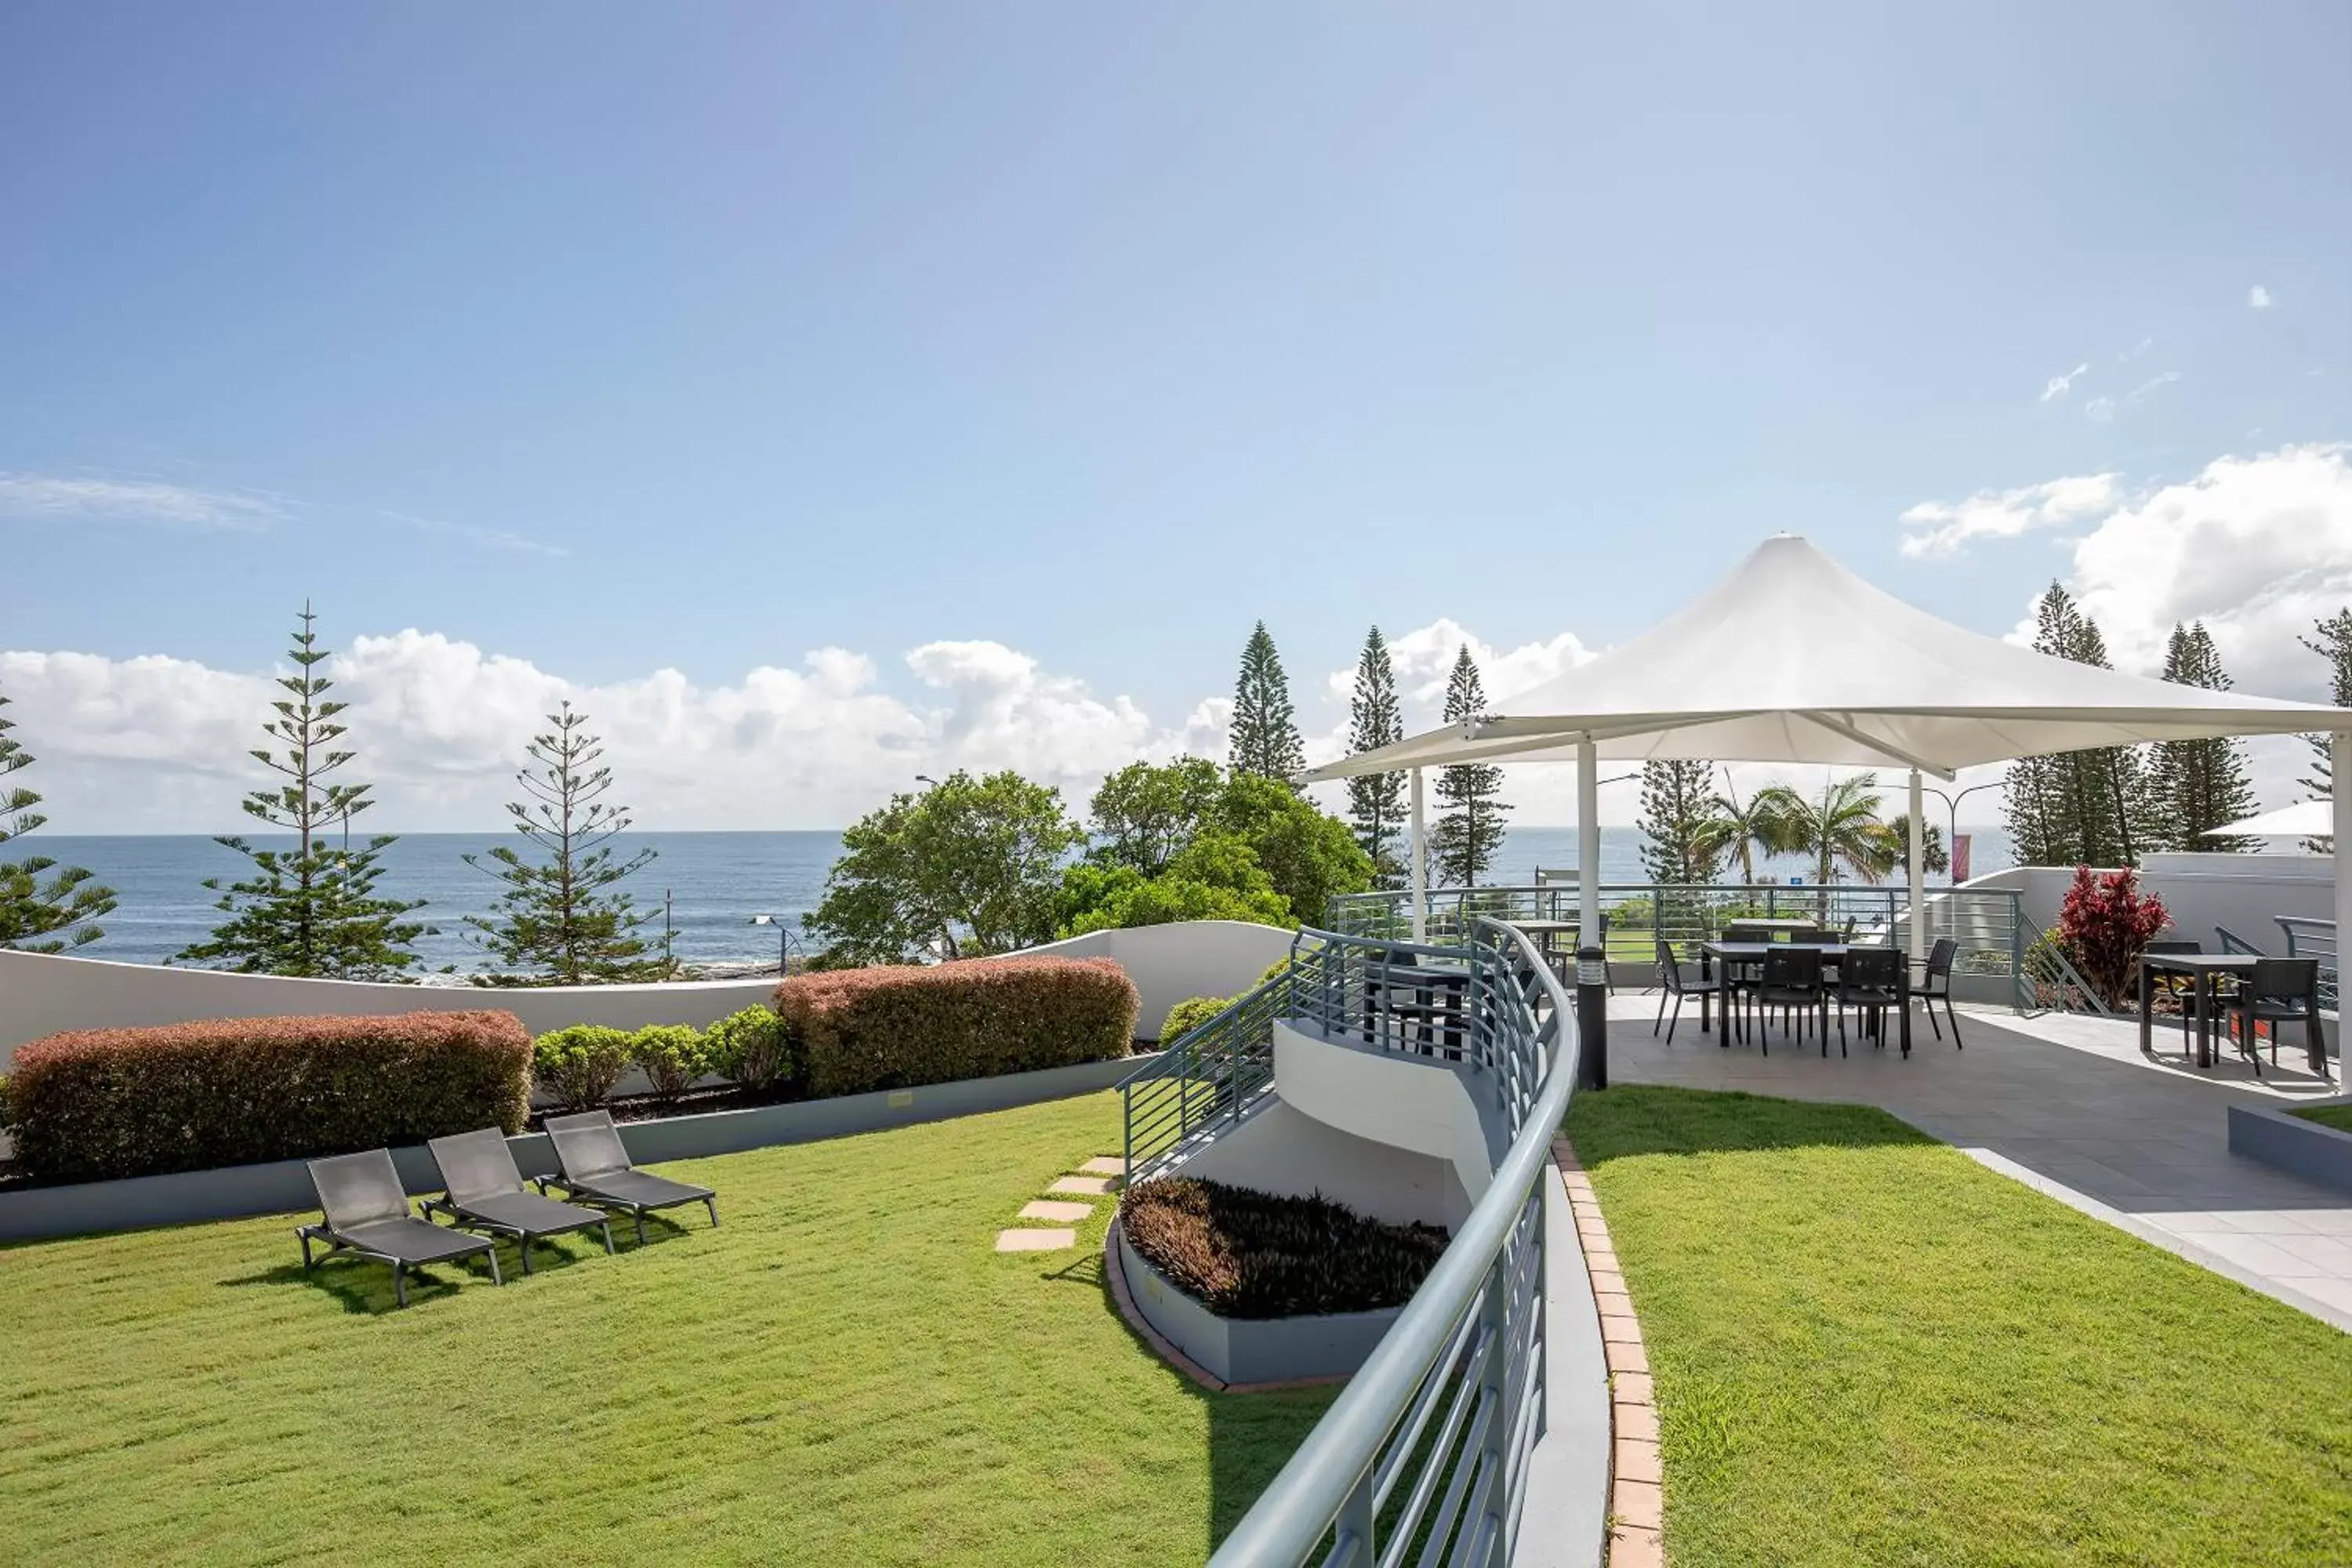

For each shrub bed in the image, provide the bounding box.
[1119,1177,1450,1319]
[778,955,1138,1099]
[5,1011,532,1185]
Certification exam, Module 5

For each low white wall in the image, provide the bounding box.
[1270,1021,1504,1207]
[0,919,1296,1070]
[1179,1101,1472,1229]
[1965,855,2335,953]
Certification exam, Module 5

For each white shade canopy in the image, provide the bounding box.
[1301,535,2350,784]
[2202,800,2336,839]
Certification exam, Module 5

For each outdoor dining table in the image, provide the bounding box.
[1699,940,1913,1055]
[2136,951,2265,1070]
[1720,917,1821,938]
[1510,919,1581,978]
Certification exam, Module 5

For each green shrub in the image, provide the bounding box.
[776,955,1138,1099]
[1119,1177,1450,1319]
[703,1005,797,1097]
[630,1024,706,1110]
[0,1073,13,1136]
[7,1011,532,1185]
[532,1025,634,1112]
[1157,994,1232,1044]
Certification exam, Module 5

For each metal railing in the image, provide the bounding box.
[2014,906,2113,1017]
[2277,916,2339,1009]
[1121,964,1291,1183]
[1150,917,1575,1568]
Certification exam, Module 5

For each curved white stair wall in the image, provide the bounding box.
[1178,1102,1471,1229]
[1270,1019,1508,1210]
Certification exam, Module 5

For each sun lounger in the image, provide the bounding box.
[296,1148,501,1307]
[539,1110,719,1245]
[423,1127,615,1273]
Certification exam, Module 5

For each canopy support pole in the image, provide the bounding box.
[2335,733,2350,1062]
[1578,737,1600,964]
[1410,768,1428,944]
[1907,768,1926,968]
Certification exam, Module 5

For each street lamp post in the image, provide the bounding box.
[749,913,798,976]
[1920,782,2000,883]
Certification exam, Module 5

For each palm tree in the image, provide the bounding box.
[1693,774,1795,885]
[1757,773,1904,887]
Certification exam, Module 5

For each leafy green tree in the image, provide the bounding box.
[1085,756,1224,877]
[807,770,1082,965]
[1055,829,1293,935]
[1755,773,1903,885]
[1693,773,1795,885]
[2150,622,2259,852]
[2298,607,2352,848]
[0,678,116,952]
[176,605,429,978]
[463,702,664,983]
[2003,583,2157,866]
[1635,760,1720,884]
[1343,626,1406,875]
[1886,813,1950,876]
[1432,647,1511,887]
[1213,771,1374,925]
[1229,622,1305,784]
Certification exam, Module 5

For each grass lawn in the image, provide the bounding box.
[0,1091,1328,1566]
[1568,1085,2352,1568]
[2291,1102,2352,1134]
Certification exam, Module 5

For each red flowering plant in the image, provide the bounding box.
[2054,865,2170,1012]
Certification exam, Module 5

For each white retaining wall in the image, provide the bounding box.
[0,920,1295,1069]
[1965,854,2334,953]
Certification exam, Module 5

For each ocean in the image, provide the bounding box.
[27,826,2015,973]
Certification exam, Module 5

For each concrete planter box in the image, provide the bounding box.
[1113,1220,1400,1386]
[2228,1097,2352,1195]
[0,1051,1157,1243]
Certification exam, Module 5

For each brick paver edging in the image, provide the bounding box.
[1553,1135,1663,1568]
[1100,1218,1349,1396]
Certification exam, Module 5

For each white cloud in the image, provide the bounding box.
[2039,363,2091,403]
[2085,396,2117,424]
[2118,337,2155,362]
[2125,370,2182,405]
[2249,285,2274,310]
[1897,471,2122,558]
[0,473,284,530]
[383,510,570,559]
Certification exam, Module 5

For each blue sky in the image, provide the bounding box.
[3,3,2348,830]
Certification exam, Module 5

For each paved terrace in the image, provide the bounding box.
[1597,991,2352,1333]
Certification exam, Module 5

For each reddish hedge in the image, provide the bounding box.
[776,956,1138,1099]
[5,1011,533,1185]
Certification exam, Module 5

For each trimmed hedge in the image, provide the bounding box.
[532,1025,634,1112]
[5,1011,532,1185]
[703,1006,796,1097]
[1119,1177,1450,1319]
[777,955,1138,1099]
[1159,993,1232,1044]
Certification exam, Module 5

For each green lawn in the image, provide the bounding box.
[2292,1102,2352,1134]
[0,1091,1328,1566]
[1568,1085,2352,1567]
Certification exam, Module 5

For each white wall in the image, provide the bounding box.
[1965,855,2333,953]
[0,919,1295,1069]
[1179,1101,1472,1229]
[1269,1021,1505,1207]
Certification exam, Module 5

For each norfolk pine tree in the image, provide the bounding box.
[1432,647,1510,886]
[2150,622,2259,852]
[1229,622,1306,785]
[2299,608,2352,848]
[0,677,116,951]
[176,604,429,978]
[1344,626,1407,877]
[463,702,663,983]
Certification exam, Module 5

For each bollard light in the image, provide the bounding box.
[1576,945,1608,988]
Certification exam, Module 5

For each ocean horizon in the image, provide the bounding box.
[27,826,2015,972]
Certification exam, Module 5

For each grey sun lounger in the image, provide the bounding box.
[539,1109,719,1245]
[422,1127,615,1273]
[296,1149,502,1308]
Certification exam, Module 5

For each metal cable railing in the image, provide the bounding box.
[2277,916,2339,1009]
[1207,917,1575,1568]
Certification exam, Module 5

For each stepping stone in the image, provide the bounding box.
[1080,1156,1129,1176]
[1050,1175,1113,1196]
[994,1229,1076,1253]
[1019,1200,1094,1223]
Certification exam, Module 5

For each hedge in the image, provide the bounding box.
[4,1011,532,1185]
[776,955,1138,1099]
[1119,1177,1450,1319]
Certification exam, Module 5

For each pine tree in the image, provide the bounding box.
[463,702,663,983]
[1432,647,1511,886]
[2149,622,2260,853]
[1635,760,1719,884]
[2002,583,2159,866]
[1229,622,1305,785]
[1343,626,1406,877]
[2298,609,2352,848]
[0,678,117,952]
[176,604,430,978]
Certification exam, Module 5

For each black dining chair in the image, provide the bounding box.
[2224,957,2325,1077]
[1835,947,1904,1055]
[1651,937,1712,1043]
[1756,946,1828,1050]
[1914,936,1962,1048]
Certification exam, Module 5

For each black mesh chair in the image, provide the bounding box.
[297,1149,502,1308]
[541,1111,720,1245]
[424,1127,615,1273]
[2225,958,2325,1076]
[1652,937,1711,1044]
[1835,947,1904,1055]
[1914,937,1962,1047]
[1757,946,1828,1050]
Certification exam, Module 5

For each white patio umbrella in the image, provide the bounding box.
[1303,535,2352,963]
[2202,800,2335,840]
